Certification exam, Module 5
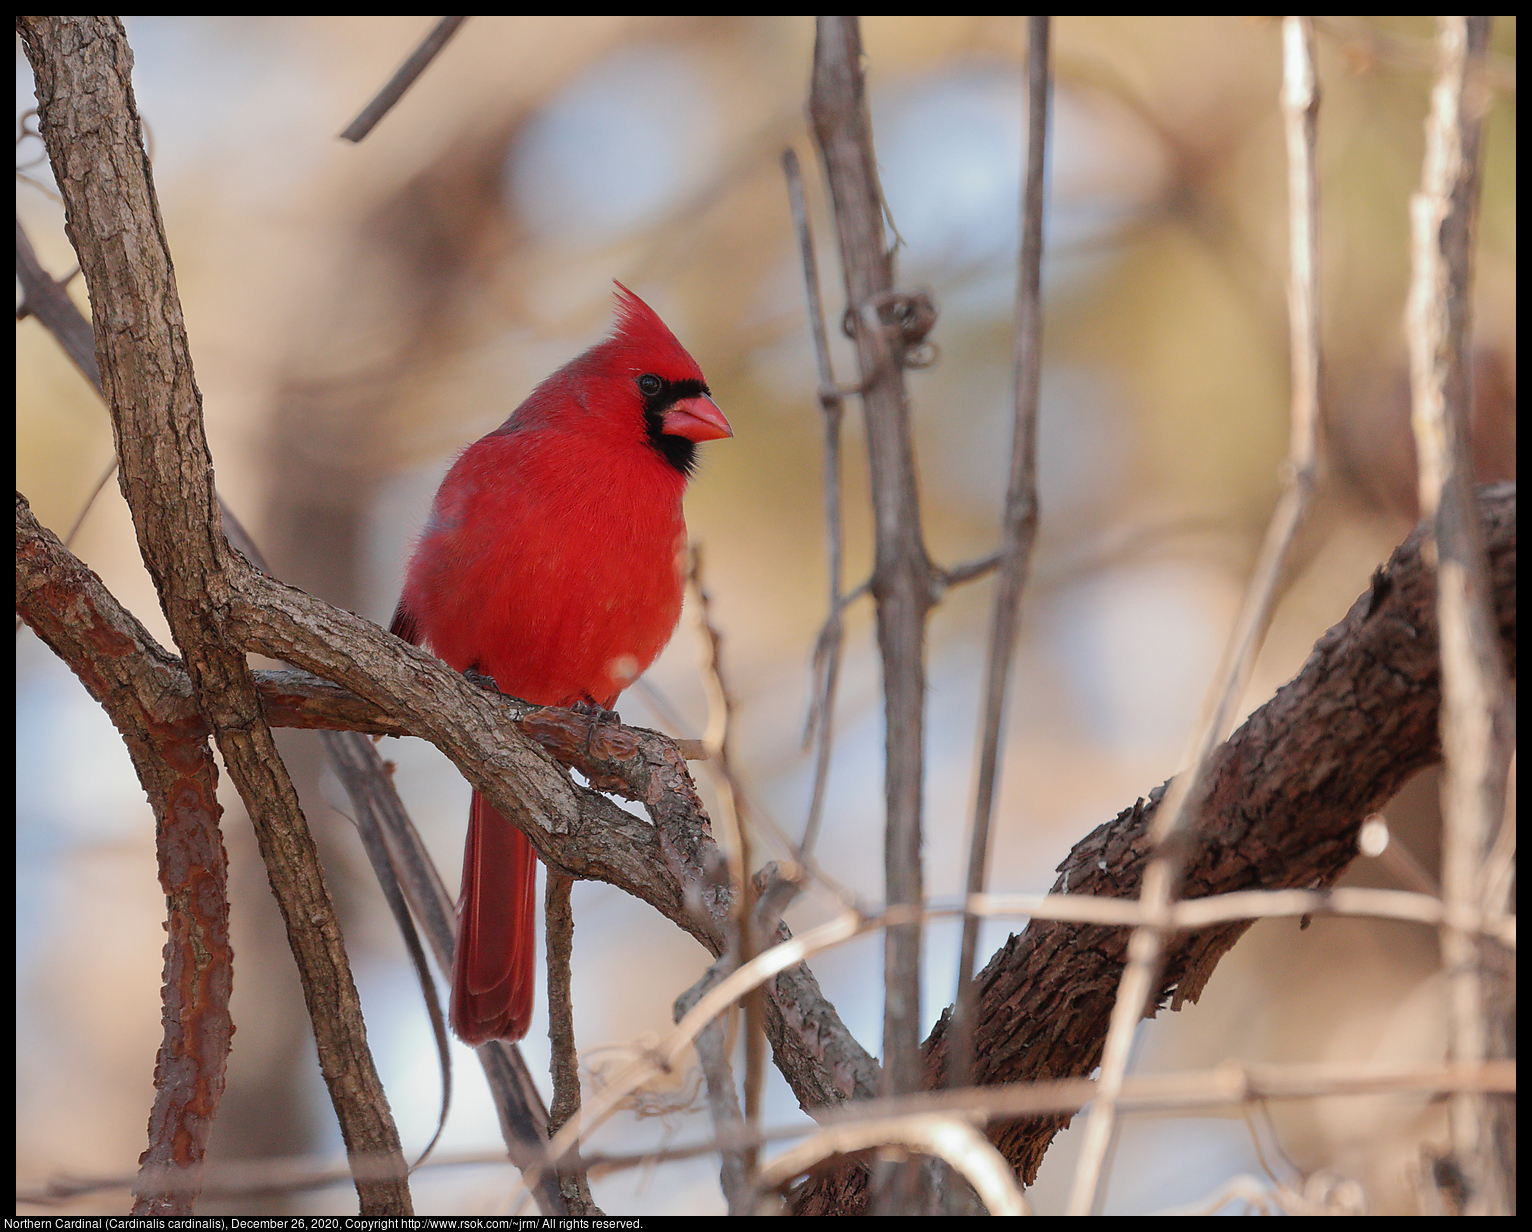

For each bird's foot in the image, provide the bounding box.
[570,698,621,726]
[462,666,501,693]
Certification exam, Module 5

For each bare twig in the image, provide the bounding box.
[338,16,467,143]
[783,146,848,858]
[1068,17,1326,1212]
[15,219,122,591]
[528,908,866,1209]
[60,459,118,548]
[685,546,768,1178]
[319,729,451,1174]
[15,216,100,386]
[544,869,599,1214]
[934,551,1003,594]
[675,959,753,1215]
[545,870,580,1137]
[755,1114,1027,1216]
[18,1057,1514,1210]
[1482,753,1515,921]
[1405,15,1513,1216]
[951,14,1050,1091]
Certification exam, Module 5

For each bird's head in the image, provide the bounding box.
[589,282,733,475]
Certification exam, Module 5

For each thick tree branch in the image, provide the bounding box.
[15,494,230,1215]
[17,16,410,1215]
[791,481,1516,1213]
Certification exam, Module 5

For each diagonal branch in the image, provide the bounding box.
[782,146,848,859]
[339,16,467,143]
[790,481,1516,1213]
[952,13,1050,1091]
[1067,15,1325,1212]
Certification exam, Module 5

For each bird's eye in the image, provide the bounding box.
[638,374,663,397]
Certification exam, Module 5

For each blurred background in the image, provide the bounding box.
[16,15,1515,1216]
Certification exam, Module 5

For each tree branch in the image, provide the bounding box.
[338,16,467,143]
[15,494,230,1215]
[791,481,1516,1213]
[809,14,937,1123]
[14,486,882,1136]
[17,16,410,1215]
[952,13,1050,1091]
[1405,15,1513,1214]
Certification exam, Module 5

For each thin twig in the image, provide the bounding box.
[635,674,866,913]
[754,1113,1027,1216]
[674,958,753,1215]
[544,869,599,1214]
[18,1056,1515,1210]
[1067,16,1325,1213]
[951,14,1050,1091]
[934,551,1002,594]
[1481,753,1515,921]
[784,145,848,858]
[15,216,100,386]
[61,458,118,549]
[1405,15,1513,1216]
[685,547,765,1178]
[338,17,467,142]
[318,730,454,1177]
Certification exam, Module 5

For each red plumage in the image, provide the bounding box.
[392,284,730,1044]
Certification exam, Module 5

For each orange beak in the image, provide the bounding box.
[662,395,732,443]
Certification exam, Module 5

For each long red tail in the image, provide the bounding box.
[451,790,537,1044]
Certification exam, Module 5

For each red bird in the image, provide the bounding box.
[391,284,731,1044]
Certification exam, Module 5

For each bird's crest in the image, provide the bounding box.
[609,281,705,382]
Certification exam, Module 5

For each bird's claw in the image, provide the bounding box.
[463,666,501,693]
[570,698,621,726]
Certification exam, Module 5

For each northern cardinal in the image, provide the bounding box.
[391,284,731,1044]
